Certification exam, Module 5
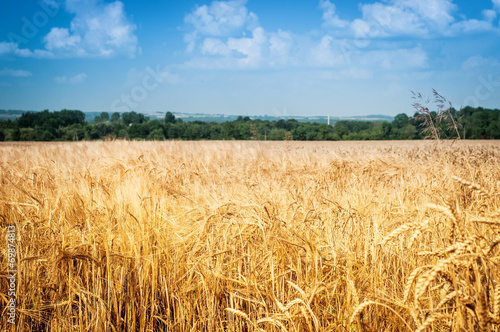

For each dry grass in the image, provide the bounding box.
[0,140,499,331]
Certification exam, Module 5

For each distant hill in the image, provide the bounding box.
[143,112,394,124]
[0,109,36,121]
[0,109,394,124]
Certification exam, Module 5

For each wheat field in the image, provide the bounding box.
[1,140,499,331]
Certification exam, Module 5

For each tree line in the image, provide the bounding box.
[0,106,498,142]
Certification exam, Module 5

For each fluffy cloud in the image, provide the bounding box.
[0,42,20,56]
[269,30,294,66]
[0,0,137,58]
[319,0,348,28]
[227,27,266,66]
[350,0,456,38]
[46,0,137,57]
[309,35,348,67]
[201,38,231,56]
[449,19,495,34]
[494,0,500,11]
[189,27,267,69]
[184,0,496,72]
[482,9,497,22]
[320,0,499,38]
[55,73,87,84]
[0,68,33,77]
[184,0,258,36]
[185,0,294,69]
[308,34,427,71]
[360,47,428,70]
[0,41,53,58]
[461,55,500,71]
[184,0,260,57]
[45,28,82,51]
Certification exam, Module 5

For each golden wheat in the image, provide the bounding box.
[0,140,499,331]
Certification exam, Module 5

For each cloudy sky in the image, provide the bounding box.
[0,0,499,117]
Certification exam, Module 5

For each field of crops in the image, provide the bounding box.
[1,140,499,331]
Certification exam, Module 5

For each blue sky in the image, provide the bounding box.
[0,0,499,117]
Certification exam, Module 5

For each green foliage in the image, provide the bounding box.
[111,112,121,122]
[122,111,147,125]
[94,112,110,123]
[1,107,499,141]
[165,111,176,124]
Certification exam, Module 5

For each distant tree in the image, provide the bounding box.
[392,113,409,129]
[165,112,176,124]
[111,112,120,122]
[185,124,202,140]
[12,127,21,141]
[40,130,54,141]
[122,111,146,125]
[401,124,417,139]
[167,123,183,138]
[95,112,109,123]
[292,126,307,140]
[332,122,349,140]
[128,123,149,139]
[148,128,165,140]
[268,128,286,140]
[117,129,128,139]
[223,122,239,139]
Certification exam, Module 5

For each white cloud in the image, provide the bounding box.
[49,0,137,57]
[184,32,198,53]
[319,0,500,39]
[449,19,495,34]
[184,0,264,59]
[227,27,266,66]
[190,27,299,69]
[319,0,349,28]
[185,1,295,69]
[0,41,53,58]
[483,9,497,22]
[308,33,427,71]
[190,27,267,68]
[0,68,32,77]
[0,42,19,55]
[201,38,231,56]
[45,27,82,51]
[360,47,428,69]
[350,0,456,38]
[55,73,87,84]
[0,0,137,58]
[461,55,500,71]
[398,0,456,25]
[184,0,258,36]
[309,35,348,67]
[269,30,295,65]
[494,0,500,12]
[182,0,495,72]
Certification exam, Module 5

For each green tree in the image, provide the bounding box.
[97,112,110,123]
[41,130,54,141]
[333,122,349,140]
[165,112,176,124]
[118,129,128,139]
[392,113,409,129]
[11,127,21,141]
[111,112,120,122]
[147,128,165,140]
[123,111,146,125]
